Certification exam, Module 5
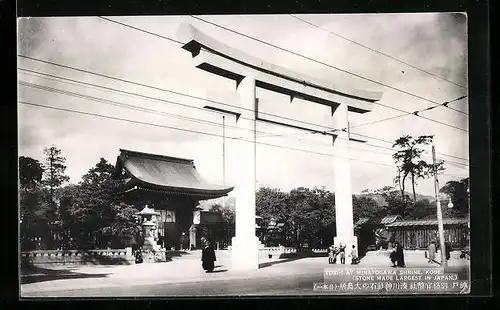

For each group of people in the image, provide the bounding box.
[328,243,359,265]
[389,241,406,267]
[426,240,452,264]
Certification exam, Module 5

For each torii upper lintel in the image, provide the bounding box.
[177,23,383,114]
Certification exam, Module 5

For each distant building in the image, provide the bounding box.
[354,216,401,255]
[355,216,469,252]
[386,217,469,250]
[115,149,233,250]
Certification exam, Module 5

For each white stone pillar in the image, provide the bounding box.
[332,104,358,258]
[231,76,259,271]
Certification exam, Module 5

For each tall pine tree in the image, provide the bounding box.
[42,146,70,247]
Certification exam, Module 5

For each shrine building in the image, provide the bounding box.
[114,149,234,250]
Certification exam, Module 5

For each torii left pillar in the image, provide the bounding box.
[231,76,260,271]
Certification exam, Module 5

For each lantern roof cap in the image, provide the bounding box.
[137,205,160,216]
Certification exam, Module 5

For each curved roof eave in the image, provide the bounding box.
[121,167,234,197]
[177,23,383,102]
[136,179,235,196]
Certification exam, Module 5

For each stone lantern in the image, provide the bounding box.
[136,205,167,263]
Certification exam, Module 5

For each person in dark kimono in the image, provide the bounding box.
[202,240,216,272]
[390,246,397,267]
[395,241,406,267]
[444,241,452,261]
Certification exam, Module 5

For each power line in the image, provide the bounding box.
[289,14,467,90]
[442,160,470,171]
[98,16,185,45]
[19,100,469,180]
[190,15,468,117]
[18,57,339,132]
[351,95,468,129]
[18,80,256,135]
[18,70,343,143]
[20,78,397,162]
[95,17,469,132]
[18,55,468,136]
[19,77,358,152]
[350,131,470,164]
[18,79,381,160]
[19,66,470,164]
[361,100,468,132]
[279,131,469,168]
[16,100,391,168]
[23,76,470,170]
[347,131,470,162]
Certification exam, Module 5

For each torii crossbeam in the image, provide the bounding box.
[177,23,383,271]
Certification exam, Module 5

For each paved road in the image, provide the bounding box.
[23,273,325,297]
[21,250,470,297]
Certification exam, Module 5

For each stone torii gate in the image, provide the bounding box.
[177,24,383,271]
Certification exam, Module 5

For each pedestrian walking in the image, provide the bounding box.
[350,245,359,264]
[328,244,335,264]
[427,241,437,264]
[201,240,216,272]
[339,243,346,264]
[332,245,340,263]
[395,241,406,267]
[444,241,452,260]
[390,246,397,267]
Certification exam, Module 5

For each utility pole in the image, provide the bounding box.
[222,115,226,209]
[432,144,447,267]
[203,106,239,210]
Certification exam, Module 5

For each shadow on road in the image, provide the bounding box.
[167,250,192,258]
[209,269,228,273]
[21,265,110,285]
[259,257,305,269]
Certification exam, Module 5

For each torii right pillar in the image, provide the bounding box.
[332,103,357,257]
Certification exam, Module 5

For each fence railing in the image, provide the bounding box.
[257,246,328,258]
[21,248,135,266]
[21,248,133,258]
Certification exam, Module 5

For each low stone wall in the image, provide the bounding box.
[261,247,329,259]
[21,248,135,267]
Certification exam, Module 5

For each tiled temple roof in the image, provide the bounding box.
[115,149,233,200]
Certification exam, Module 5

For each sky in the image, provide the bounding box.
[17,13,469,199]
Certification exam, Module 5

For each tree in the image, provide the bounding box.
[407,199,435,219]
[19,186,50,250]
[440,177,469,217]
[281,187,335,249]
[58,158,141,249]
[255,186,337,248]
[80,158,115,186]
[352,195,387,221]
[392,135,444,202]
[41,146,70,248]
[375,186,412,218]
[42,146,70,199]
[19,156,44,190]
[209,204,235,248]
[19,156,50,250]
[256,187,289,229]
[209,204,235,224]
[19,156,45,234]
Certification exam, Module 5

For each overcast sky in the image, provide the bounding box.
[17,13,469,198]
